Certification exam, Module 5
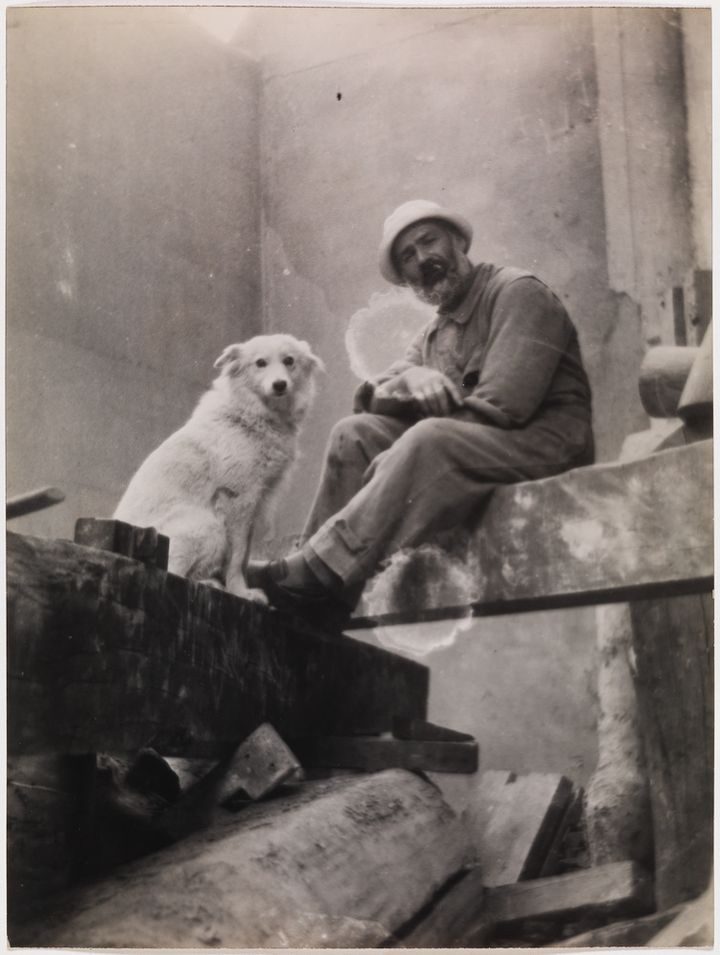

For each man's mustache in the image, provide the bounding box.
[419,257,450,285]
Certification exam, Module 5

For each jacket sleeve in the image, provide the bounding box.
[462,278,573,427]
[352,325,427,414]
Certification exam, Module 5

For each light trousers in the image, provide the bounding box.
[302,409,594,589]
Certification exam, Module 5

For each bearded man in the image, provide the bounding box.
[249,199,595,622]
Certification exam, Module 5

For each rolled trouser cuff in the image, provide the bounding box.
[304,519,371,588]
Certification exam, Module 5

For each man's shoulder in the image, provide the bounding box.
[483,263,544,292]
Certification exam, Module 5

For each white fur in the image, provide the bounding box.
[114,334,324,601]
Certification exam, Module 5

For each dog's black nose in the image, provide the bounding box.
[272,380,288,394]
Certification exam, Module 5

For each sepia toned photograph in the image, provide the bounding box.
[5,3,713,948]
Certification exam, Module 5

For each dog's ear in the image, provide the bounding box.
[299,340,326,374]
[213,344,243,371]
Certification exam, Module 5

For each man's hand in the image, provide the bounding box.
[375,366,464,417]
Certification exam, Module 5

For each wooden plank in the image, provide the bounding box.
[350,441,712,627]
[7,531,428,756]
[7,486,65,519]
[629,593,713,908]
[398,860,653,948]
[485,860,653,925]
[291,736,479,773]
[12,770,470,949]
[471,771,574,886]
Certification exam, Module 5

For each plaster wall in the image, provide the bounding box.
[6,8,262,539]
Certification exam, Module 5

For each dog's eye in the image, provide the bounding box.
[283,356,295,367]
[255,358,267,368]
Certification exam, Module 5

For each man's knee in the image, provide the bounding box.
[326,413,395,466]
[393,417,453,458]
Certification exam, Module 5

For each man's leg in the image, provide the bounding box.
[305,411,592,589]
[300,412,414,540]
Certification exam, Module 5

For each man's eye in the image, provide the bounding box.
[283,356,295,367]
[255,358,267,368]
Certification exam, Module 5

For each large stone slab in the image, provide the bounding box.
[7,532,428,756]
[354,441,712,626]
[13,769,470,949]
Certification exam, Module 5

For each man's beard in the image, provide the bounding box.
[410,257,471,310]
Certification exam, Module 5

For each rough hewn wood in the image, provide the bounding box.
[352,441,712,626]
[484,861,653,925]
[7,756,88,921]
[470,771,574,886]
[7,531,428,756]
[556,904,684,948]
[399,860,654,948]
[395,866,493,948]
[74,517,169,569]
[629,593,713,908]
[13,770,470,949]
[291,735,479,773]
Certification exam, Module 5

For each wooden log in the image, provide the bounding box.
[584,603,653,868]
[678,323,712,422]
[637,345,698,417]
[469,771,574,886]
[291,735,479,773]
[484,860,653,926]
[629,593,713,908]
[12,770,471,949]
[7,531,429,756]
[351,441,713,626]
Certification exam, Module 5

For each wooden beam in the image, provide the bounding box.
[7,486,65,519]
[484,860,653,926]
[291,735,479,773]
[350,441,713,627]
[7,532,428,757]
[12,770,469,949]
[629,593,713,908]
[398,860,653,948]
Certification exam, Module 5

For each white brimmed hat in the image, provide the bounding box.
[378,199,473,285]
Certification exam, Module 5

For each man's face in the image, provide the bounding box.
[393,219,472,309]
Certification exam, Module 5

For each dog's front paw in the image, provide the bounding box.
[226,578,269,605]
[198,577,226,591]
[244,587,269,606]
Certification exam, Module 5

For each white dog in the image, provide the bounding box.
[114,334,324,600]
